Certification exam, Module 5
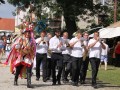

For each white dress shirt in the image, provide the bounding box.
[62,37,71,55]
[36,37,48,54]
[88,38,102,58]
[49,36,64,53]
[70,37,84,58]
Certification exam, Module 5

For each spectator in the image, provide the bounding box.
[100,39,109,70]
[0,36,4,63]
[113,40,120,67]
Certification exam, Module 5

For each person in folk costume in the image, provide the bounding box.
[4,27,36,88]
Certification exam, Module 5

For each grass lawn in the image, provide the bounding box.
[87,65,120,85]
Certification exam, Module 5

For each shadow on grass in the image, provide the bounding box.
[84,78,120,89]
[20,83,52,88]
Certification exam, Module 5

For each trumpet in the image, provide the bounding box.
[41,38,46,44]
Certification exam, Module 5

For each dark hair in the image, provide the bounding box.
[41,31,46,34]
[94,31,99,35]
[54,29,61,33]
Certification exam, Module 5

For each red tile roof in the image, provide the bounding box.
[0,18,15,32]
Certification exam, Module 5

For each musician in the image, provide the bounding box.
[88,32,106,88]
[61,32,71,82]
[80,32,89,84]
[49,30,64,85]
[35,31,48,82]
[69,30,86,86]
[46,33,53,79]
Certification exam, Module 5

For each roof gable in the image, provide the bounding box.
[0,18,15,32]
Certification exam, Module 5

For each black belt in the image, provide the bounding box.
[63,54,70,57]
[52,53,62,54]
[36,53,47,55]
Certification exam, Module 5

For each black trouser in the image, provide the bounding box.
[71,56,82,83]
[36,53,47,80]
[90,58,100,84]
[15,64,32,83]
[47,58,52,78]
[51,53,63,83]
[62,54,71,80]
[115,53,120,67]
[15,65,24,81]
[80,56,89,82]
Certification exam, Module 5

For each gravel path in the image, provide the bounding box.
[0,56,120,90]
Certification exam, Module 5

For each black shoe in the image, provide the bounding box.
[72,82,78,86]
[58,81,61,85]
[43,77,49,82]
[82,81,86,84]
[47,77,50,80]
[80,81,86,84]
[36,78,39,81]
[14,79,18,86]
[27,85,34,88]
[93,85,98,89]
[63,79,69,83]
[92,83,97,89]
[52,83,56,85]
[14,81,18,86]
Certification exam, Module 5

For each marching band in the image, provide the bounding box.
[6,28,106,89]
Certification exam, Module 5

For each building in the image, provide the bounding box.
[0,18,15,32]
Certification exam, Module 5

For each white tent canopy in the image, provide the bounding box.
[101,27,120,38]
[89,27,120,38]
[89,28,115,38]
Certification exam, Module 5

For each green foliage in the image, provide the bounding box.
[7,0,117,35]
[87,65,120,85]
[0,0,5,4]
[107,1,120,24]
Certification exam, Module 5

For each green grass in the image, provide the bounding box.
[87,65,120,85]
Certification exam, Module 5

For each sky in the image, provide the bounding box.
[0,0,16,18]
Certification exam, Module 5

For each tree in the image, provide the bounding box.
[0,0,5,4]
[106,1,120,24]
[7,0,109,37]
[56,0,111,37]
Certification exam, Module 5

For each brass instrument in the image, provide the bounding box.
[83,50,88,61]
[65,40,70,47]
[82,40,89,61]
[47,49,52,56]
[41,37,47,44]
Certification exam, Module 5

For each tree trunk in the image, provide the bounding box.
[64,14,77,38]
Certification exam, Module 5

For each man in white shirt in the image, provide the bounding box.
[61,32,71,82]
[69,30,86,86]
[35,31,48,82]
[49,30,64,85]
[88,32,106,88]
[80,32,89,84]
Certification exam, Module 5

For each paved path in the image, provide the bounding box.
[0,56,120,90]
